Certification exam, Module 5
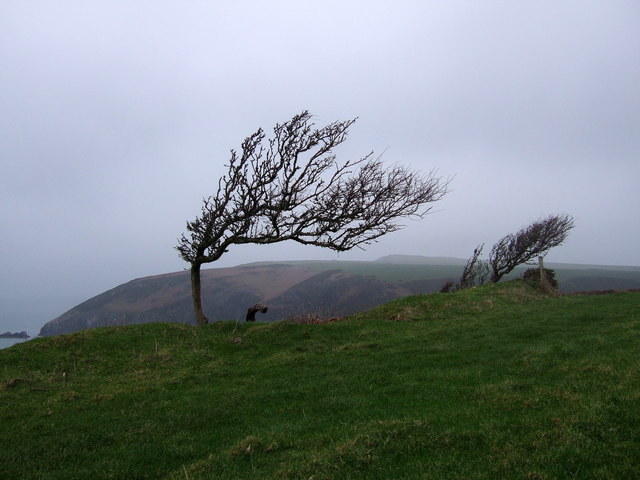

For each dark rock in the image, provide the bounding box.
[0,331,30,339]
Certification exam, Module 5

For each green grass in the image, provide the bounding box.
[2,280,639,479]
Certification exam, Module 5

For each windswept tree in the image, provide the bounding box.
[488,213,575,283]
[177,111,449,325]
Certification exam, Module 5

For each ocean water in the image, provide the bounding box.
[0,338,29,350]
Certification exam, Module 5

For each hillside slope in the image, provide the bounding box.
[4,281,640,479]
[39,264,415,337]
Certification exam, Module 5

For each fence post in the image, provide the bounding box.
[538,256,548,289]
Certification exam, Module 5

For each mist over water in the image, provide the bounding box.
[0,338,29,350]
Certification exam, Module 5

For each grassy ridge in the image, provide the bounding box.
[2,281,639,479]
[254,259,640,292]
[298,260,463,283]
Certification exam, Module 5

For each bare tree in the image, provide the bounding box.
[458,243,489,289]
[177,111,449,325]
[488,214,575,283]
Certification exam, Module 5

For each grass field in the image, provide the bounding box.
[2,281,639,479]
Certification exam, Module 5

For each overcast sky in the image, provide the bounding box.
[2,1,639,334]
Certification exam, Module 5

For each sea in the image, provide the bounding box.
[0,338,30,350]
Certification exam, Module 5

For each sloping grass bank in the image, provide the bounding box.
[1,281,639,479]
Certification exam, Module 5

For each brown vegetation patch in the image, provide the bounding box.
[227,435,280,457]
[285,313,341,324]
[2,377,30,390]
[569,288,640,296]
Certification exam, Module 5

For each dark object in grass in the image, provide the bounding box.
[440,281,455,293]
[246,304,268,321]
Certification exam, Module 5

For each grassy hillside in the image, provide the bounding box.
[2,281,640,479]
[257,259,464,283]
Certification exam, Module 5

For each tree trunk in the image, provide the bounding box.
[190,263,208,325]
[246,304,268,321]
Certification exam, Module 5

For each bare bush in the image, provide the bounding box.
[458,244,489,289]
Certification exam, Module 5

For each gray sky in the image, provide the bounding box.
[2,1,639,334]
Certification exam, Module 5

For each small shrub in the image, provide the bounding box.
[440,281,455,293]
[459,244,489,289]
[522,268,558,290]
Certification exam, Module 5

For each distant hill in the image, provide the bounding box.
[38,255,640,337]
[375,254,468,265]
[38,264,415,337]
